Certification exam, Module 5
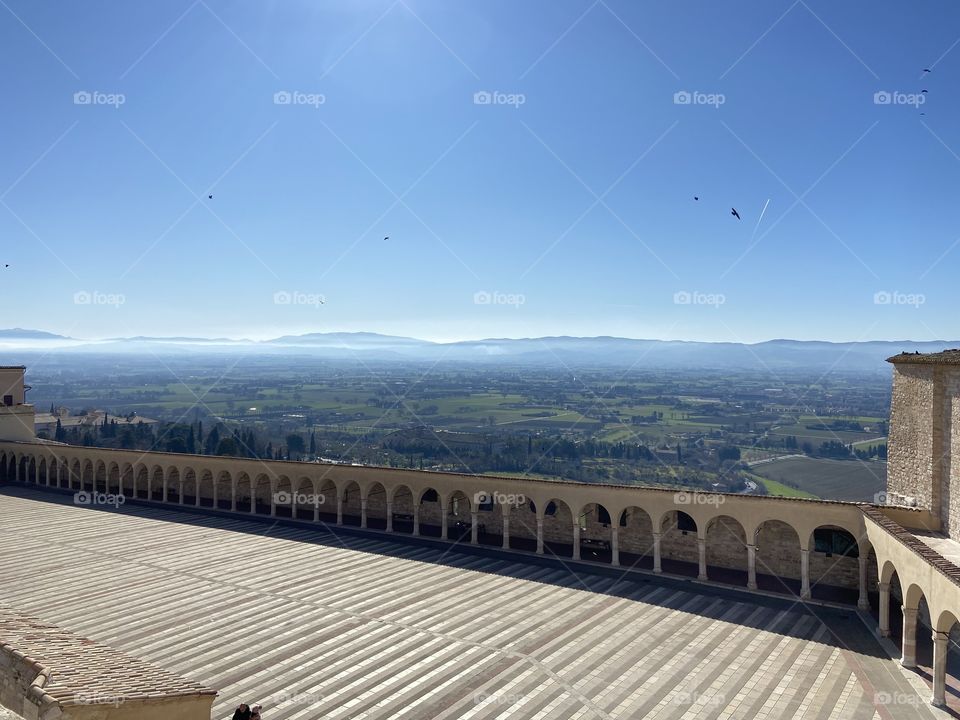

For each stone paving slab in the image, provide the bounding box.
[0,488,939,720]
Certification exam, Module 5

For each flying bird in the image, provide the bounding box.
[207,194,213,199]
[383,236,389,241]
[921,89,928,93]
[923,68,931,73]
[694,196,699,201]
[731,208,741,220]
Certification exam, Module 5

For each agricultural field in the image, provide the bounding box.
[750,456,886,502]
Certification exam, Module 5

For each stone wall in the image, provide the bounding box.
[888,363,937,512]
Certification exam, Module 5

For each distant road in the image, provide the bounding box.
[747,454,805,467]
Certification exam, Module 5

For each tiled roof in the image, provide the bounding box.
[0,606,216,705]
[887,349,960,365]
[860,506,960,588]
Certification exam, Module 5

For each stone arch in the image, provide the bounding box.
[507,499,539,551]
[754,519,801,595]
[660,510,699,578]
[540,498,574,558]
[445,490,472,541]
[618,506,655,569]
[135,465,149,499]
[704,514,748,585]
[578,502,614,563]
[417,486,443,537]
[71,459,82,490]
[94,460,106,492]
[274,475,294,518]
[215,470,233,510]
[166,467,181,504]
[292,477,314,520]
[808,524,860,601]
[340,480,363,526]
[236,473,252,512]
[252,474,273,514]
[182,467,197,505]
[107,462,120,494]
[82,460,94,491]
[120,464,133,497]
[28,456,36,484]
[390,485,415,534]
[38,457,47,486]
[197,469,215,507]
[316,478,337,523]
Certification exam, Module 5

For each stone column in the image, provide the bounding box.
[653,532,662,573]
[336,496,343,526]
[697,537,707,581]
[572,523,581,560]
[313,501,319,523]
[901,607,918,668]
[932,630,949,707]
[230,487,237,513]
[501,512,510,549]
[747,543,757,590]
[413,506,420,537]
[441,511,448,540]
[800,549,811,599]
[179,483,186,505]
[470,511,479,544]
[386,501,394,532]
[269,488,276,516]
[877,582,890,637]
[857,555,870,610]
[360,498,368,529]
[163,481,168,503]
[611,526,620,567]
[536,516,544,554]
[195,488,201,507]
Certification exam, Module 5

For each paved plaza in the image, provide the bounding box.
[0,488,939,719]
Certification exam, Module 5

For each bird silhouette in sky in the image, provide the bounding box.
[383,236,390,241]
[923,68,931,73]
[731,208,741,220]
[694,196,699,201]
[922,89,928,93]
[207,194,213,199]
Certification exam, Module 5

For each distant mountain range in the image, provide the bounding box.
[0,328,957,372]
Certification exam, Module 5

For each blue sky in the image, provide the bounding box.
[1,0,959,343]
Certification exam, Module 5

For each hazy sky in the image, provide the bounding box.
[2,1,959,342]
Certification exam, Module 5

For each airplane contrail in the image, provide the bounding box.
[751,198,771,240]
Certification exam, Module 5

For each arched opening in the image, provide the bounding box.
[235,473,252,513]
[49,458,60,487]
[541,498,574,557]
[38,458,47,485]
[754,519,801,596]
[82,460,94,491]
[107,463,120,494]
[274,475,293,518]
[618,506,654,570]
[293,477,314,520]
[182,467,197,505]
[809,525,860,603]
[197,470,215,507]
[446,491,472,541]
[933,609,960,708]
[17,456,29,483]
[660,510,699,577]
[135,466,149,499]
[120,464,134,498]
[94,461,106,492]
[508,499,538,552]
[391,486,415,534]
[418,487,443,537]
[341,481,362,526]
[166,467,181,504]
[901,585,934,675]
[253,474,272,514]
[316,478,337,523]
[70,460,82,490]
[215,471,233,510]
[578,503,614,563]
[28,456,36,484]
[704,515,748,586]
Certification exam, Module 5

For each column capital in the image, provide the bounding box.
[902,606,919,618]
[878,581,890,592]
[933,630,950,644]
